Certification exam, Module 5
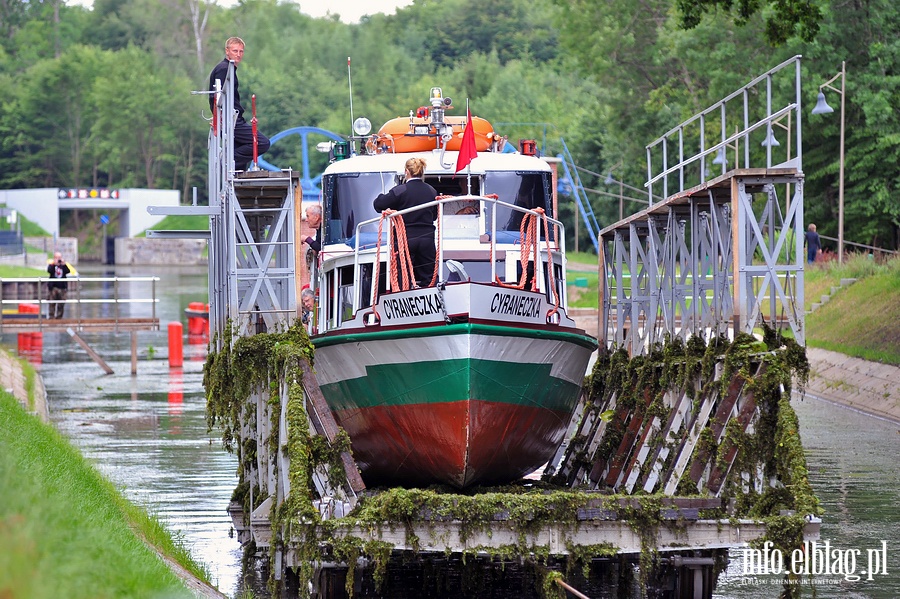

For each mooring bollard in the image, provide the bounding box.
[168,321,183,368]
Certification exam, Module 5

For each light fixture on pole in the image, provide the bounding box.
[712,147,728,166]
[760,129,781,147]
[811,60,846,264]
[605,161,625,221]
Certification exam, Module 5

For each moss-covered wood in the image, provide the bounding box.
[205,323,819,598]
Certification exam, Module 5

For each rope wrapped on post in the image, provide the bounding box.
[494,207,561,319]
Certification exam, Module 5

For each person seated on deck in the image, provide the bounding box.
[373,157,438,288]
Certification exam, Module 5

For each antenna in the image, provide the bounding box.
[347,57,354,134]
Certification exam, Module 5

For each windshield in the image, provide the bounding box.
[483,171,552,231]
[323,172,397,244]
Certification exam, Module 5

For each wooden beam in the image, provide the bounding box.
[131,331,138,375]
[298,359,366,495]
[67,328,114,375]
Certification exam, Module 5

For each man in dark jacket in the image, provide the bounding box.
[208,36,271,171]
[47,251,70,319]
[373,157,438,287]
[303,204,322,253]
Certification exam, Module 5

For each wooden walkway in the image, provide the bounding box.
[1,275,162,374]
[0,316,159,334]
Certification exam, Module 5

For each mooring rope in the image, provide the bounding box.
[493,207,561,318]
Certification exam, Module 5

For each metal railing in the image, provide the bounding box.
[349,195,567,312]
[645,55,803,203]
[0,276,159,332]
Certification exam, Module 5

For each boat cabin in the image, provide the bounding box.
[313,152,568,334]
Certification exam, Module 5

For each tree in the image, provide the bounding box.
[675,0,824,45]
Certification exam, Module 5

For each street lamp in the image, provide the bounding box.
[604,164,625,221]
[811,60,846,264]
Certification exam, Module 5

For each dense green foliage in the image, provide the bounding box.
[0,0,896,251]
[0,388,204,598]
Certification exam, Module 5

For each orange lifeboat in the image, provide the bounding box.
[371,115,495,154]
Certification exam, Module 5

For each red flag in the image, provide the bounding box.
[455,105,478,173]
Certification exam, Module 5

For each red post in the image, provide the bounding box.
[168,321,183,368]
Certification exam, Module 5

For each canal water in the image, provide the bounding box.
[14,264,900,598]
[15,264,246,596]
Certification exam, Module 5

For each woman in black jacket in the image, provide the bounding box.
[373,158,438,287]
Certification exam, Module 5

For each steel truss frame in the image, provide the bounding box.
[206,62,297,348]
[600,172,805,354]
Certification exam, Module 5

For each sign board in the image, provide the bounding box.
[376,287,446,326]
[58,188,120,200]
[469,284,547,325]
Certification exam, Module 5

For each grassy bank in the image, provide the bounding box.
[565,250,900,364]
[805,254,900,364]
[0,389,206,599]
[137,214,209,237]
[0,264,47,278]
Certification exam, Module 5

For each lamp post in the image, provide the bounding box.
[604,163,645,222]
[604,166,625,221]
[811,61,846,264]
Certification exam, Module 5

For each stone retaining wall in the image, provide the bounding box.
[0,349,48,422]
[24,237,79,262]
[114,238,207,265]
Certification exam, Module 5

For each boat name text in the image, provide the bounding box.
[491,292,542,319]
[383,292,444,320]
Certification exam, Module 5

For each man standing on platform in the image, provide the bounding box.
[47,252,70,319]
[208,36,271,171]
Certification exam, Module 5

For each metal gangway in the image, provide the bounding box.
[152,64,365,560]
[600,55,807,354]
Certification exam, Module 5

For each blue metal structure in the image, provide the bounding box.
[557,138,601,253]
[257,126,345,201]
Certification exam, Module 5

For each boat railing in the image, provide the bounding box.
[0,275,160,333]
[350,195,566,312]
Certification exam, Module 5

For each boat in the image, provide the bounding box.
[184,301,209,336]
[308,87,597,489]
[371,115,495,153]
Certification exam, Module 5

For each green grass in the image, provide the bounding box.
[806,254,900,364]
[1,212,50,237]
[0,264,46,277]
[0,388,208,599]
[137,214,209,237]
[566,250,600,266]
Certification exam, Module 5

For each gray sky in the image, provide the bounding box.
[65,0,415,23]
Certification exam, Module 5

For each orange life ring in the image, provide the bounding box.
[375,116,494,153]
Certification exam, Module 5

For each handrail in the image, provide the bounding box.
[645,55,803,204]
[645,104,796,189]
[351,195,566,313]
[0,276,161,334]
[646,55,802,146]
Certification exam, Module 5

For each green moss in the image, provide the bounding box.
[206,318,818,597]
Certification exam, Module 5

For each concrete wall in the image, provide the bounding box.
[24,237,79,263]
[0,189,58,235]
[115,237,207,265]
[1,188,179,238]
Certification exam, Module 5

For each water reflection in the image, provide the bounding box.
[715,394,900,598]
[14,264,900,598]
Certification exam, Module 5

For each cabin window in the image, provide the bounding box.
[323,172,397,245]
[337,266,354,324]
[427,175,481,197]
[482,172,554,241]
[441,260,506,284]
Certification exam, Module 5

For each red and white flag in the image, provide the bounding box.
[455,103,478,173]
